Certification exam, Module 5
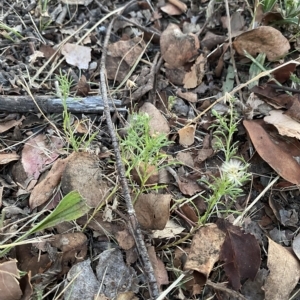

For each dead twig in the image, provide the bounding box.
[99,8,160,300]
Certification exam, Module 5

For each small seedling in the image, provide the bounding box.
[199,94,251,224]
[119,113,174,201]
[56,71,98,152]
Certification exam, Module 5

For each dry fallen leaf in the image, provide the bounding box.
[160,3,182,15]
[147,246,169,288]
[264,110,300,139]
[178,125,196,146]
[176,89,197,103]
[151,219,185,239]
[22,134,64,180]
[0,152,19,164]
[233,26,290,61]
[134,193,171,230]
[0,115,25,133]
[243,119,300,184]
[61,43,91,69]
[183,54,206,88]
[160,23,200,68]
[217,219,261,291]
[115,229,135,250]
[139,102,170,135]
[184,224,226,285]
[106,37,146,83]
[264,238,300,300]
[0,260,22,300]
[29,155,72,209]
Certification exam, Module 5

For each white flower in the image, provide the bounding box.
[221,159,249,186]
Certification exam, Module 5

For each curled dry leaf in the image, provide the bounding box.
[184,224,226,285]
[61,43,91,69]
[243,119,300,184]
[160,23,200,68]
[134,193,171,230]
[264,110,300,139]
[264,238,300,300]
[233,26,290,61]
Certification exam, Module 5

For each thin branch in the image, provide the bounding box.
[98,8,160,300]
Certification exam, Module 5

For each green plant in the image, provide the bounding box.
[0,191,89,257]
[168,95,177,110]
[119,113,174,201]
[261,0,300,25]
[56,71,98,152]
[199,94,251,224]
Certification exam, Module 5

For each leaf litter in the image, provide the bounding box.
[1,0,300,299]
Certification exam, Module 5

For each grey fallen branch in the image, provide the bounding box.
[0,95,127,114]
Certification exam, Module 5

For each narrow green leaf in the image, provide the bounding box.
[0,191,89,257]
[28,191,89,234]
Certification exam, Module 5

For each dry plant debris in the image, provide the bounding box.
[2,0,300,299]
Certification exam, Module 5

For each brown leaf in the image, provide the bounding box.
[217,219,261,291]
[115,229,135,250]
[183,54,206,89]
[0,260,22,300]
[176,89,197,103]
[147,246,169,288]
[160,23,200,68]
[184,224,226,285]
[177,176,202,196]
[243,119,300,184]
[134,193,171,230]
[264,239,300,300]
[76,75,90,96]
[139,102,170,135]
[233,26,290,61]
[160,3,182,15]
[251,85,294,109]
[0,152,19,164]
[22,134,64,180]
[178,125,196,146]
[272,63,297,83]
[0,115,25,133]
[29,156,71,209]
[106,37,146,82]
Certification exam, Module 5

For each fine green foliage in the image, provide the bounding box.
[119,113,174,200]
[261,0,300,25]
[0,191,90,257]
[199,94,251,224]
[56,71,98,152]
